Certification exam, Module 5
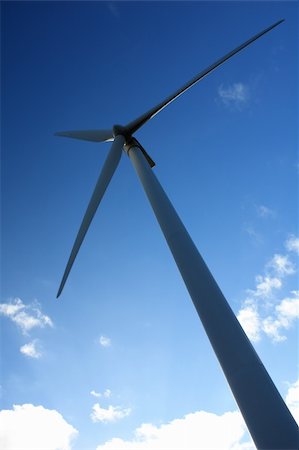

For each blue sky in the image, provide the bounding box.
[1,1,298,449]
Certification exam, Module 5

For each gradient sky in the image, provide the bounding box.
[1,2,298,450]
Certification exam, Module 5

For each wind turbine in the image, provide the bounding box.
[56,19,298,450]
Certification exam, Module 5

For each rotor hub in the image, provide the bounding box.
[112,124,132,142]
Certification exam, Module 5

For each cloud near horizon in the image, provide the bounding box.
[94,379,298,450]
[0,404,78,450]
[96,410,254,450]
[1,380,297,450]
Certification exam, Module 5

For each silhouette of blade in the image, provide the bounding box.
[56,135,125,298]
[126,19,284,135]
[55,129,114,142]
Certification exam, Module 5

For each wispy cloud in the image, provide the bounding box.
[90,390,101,398]
[103,389,111,398]
[252,275,282,298]
[98,335,111,348]
[243,224,263,245]
[285,235,299,255]
[256,205,276,219]
[237,236,298,343]
[239,291,299,343]
[20,340,42,359]
[90,389,111,399]
[261,291,299,342]
[218,82,249,109]
[106,2,120,19]
[91,403,131,424]
[267,254,295,277]
[0,298,53,335]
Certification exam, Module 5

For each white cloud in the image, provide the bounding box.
[276,291,299,319]
[20,340,42,359]
[218,82,249,109]
[0,299,24,316]
[104,389,112,398]
[262,317,286,342]
[237,303,261,342]
[90,389,111,399]
[257,205,275,219]
[239,290,299,343]
[267,254,295,277]
[99,335,111,347]
[91,390,102,398]
[0,298,53,335]
[285,235,299,255]
[286,379,299,425]
[91,403,131,424]
[95,410,253,450]
[237,235,298,343]
[0,404,78,450]
[252,275,282,298]
[262,291,299,342]
[94,380,298,450]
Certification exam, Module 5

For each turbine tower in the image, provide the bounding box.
[56,19,298,450]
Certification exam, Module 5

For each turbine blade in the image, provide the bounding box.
[56,134,125,298]
[55,129,114,142]
[126,19,284,134]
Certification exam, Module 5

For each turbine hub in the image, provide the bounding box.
[112,124,131,142]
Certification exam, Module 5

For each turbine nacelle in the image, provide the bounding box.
[112,124,131,141]
[111,125,155,167]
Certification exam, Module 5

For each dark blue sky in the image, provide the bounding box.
[1,2,298,450]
